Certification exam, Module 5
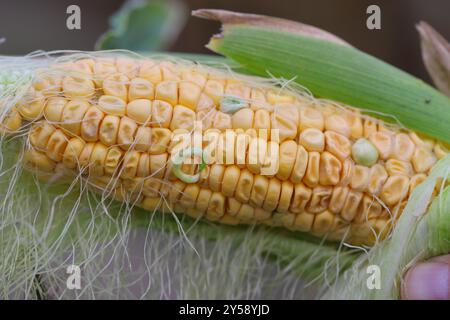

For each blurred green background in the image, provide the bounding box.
[0,0,449,83]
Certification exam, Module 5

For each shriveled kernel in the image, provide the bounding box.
[409,132,435,150]
[235,169,254,203]
[24,149,56,173]
[341,190,363,221]
[368,164,388,195]
[289,145,308,183]
[303,152,320,187]
[213,112,232,130]
[139,61,162,84]
[246,137,267,174]
[44,97,67,123]
[271,105,298,142]
[46,130,68,162]
[93,59,117,86]
[208,164,225,192]
[204,79,225,105]
[62,75,95,98]
[134,126,152,152]
[409,173,427,194]
[237,204,255,221]
[99,115,120,146]
[250,175,269,207]
[149,153,168,179]
[121,150,140,179]
[222,165,241,197]
[152,100,173,128]
[89,143,108,176]
[103,73,129,101]
[170,105,196,131]
[290,183,312,213]
[233,133,250,168]
[299,128,324,152]
[196,188,213,213]
[311,210,335,236]
[117,117,137,150]
[380,175,410,206]
[319,151,342,186]
[344,111,363,139]
[60,99,90,136]
[306,186,332,214]
[325,114,350,137]
[385,159,413,176]
[369,131,394,160]
[98,95,127,116]
[168,180,186,203]
[104,146,123,175]
[356,195,383,223]
[116,58,138,78]
[339,157,355,187]
[81,106,104,142]
[352,138,379,166]
[149,128,171,154]
[179,184,200,209]
[294,212,315,232]
[276,140,297,180]
[62,137,85,169]
[17,94,46,121]
[155,81,178,106]
[126,99,152,125]
[207,192,226,219]
[329,186,349,214]
[363,120,378,138]
[128,78,154,101]
[412,147,437,173]
[136,153,150,177]
[181,69,207,88]
[179,81,202,110]
[253,109,271,138]
[277,181,294,213]
[299,107,324,131]
[232,108,254,130]
[393,133,415,161]
[226,198,242,216]
[324,131,351,161]
[79,143,95,167]
[29,121,55,150]
[262,178,281,212]
[350,165,370,192]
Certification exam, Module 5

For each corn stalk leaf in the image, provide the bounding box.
[197,10,450,144]
[417,21,450,97]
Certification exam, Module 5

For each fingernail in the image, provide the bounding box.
[403,262,450,300]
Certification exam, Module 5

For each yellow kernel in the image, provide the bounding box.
[134,127,151,152]
[367,164,388,195]
[89,143,108,176]
[46,130,68,162]
[299,107,324,131]
[325,114,350,137]
[98,95,127,116]
[155,81,178,106]
[179,81,202,110]
[412,147,437,173]
[62,137,85,169]
[103,73,129,101]
[262,178,281,212]
[117,117,137,150]
[121,150,140,179]
[149,128,171,154]
[290,183,312,214]
[393,133,415,161]
[306,186,332,213]
[44,97,67,124]
[380,175,410,206]
[303,151,320,187]
[62,75,95,98]
[249,174,269,207]
[99,115,120,146]
[128,78,154,101]
[319,151,342,186]
[350,165,370,192]
[81,106,104,142]
[299,128,325,152]
[232,108,254,130]
[170,105,196,131]
[126,99,152,125]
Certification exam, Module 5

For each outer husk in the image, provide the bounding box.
[196,10,450,144]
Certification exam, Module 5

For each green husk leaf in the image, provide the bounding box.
[198,11,450,143]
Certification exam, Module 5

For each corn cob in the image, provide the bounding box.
[4,56,448,246]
